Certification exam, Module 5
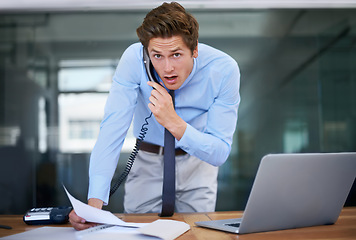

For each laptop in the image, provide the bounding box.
[195,152,356,234]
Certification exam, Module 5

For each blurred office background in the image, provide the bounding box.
[0,0,355,214]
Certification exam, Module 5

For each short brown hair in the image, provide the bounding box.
[136,2,199,54]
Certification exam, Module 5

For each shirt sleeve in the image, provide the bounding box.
[177,59,240,167]
[88,44,142,205]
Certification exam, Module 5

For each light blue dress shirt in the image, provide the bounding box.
[88,42,241,204]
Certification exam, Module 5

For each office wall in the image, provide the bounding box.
[0,8,355,214]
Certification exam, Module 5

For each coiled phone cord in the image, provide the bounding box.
[109,112,153,197]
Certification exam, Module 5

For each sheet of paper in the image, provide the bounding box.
[0,227,76,240]
[78,221,190,240]
[139,220,190,240]
[78,225,159,240]
[75,223,148,239]
[63,186,140,227]
[0,226,156,240]
[63,185,190,240]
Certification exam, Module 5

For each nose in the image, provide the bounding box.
[164,59,174,72]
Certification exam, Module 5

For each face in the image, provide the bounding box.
[147,35,198,90]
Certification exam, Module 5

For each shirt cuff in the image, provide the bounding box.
[88,175,110,206]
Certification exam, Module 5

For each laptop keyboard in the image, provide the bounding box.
[224,222,240,228]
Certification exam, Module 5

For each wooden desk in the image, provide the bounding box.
[0,207,355,239]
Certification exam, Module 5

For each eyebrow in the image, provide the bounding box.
[150,47,183,53]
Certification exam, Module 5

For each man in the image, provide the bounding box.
[70,2,240,230]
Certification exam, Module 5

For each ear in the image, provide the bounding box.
[192,41,198,58]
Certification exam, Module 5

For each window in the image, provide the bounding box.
[58,59,113,153]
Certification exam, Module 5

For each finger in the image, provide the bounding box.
[150,88,161,99]
[69,210,102,231]
[150,90,168,108]
[71,221,97,231]
[151,87,173,104]
[148,102,155,113]
[69,210,85,224]
[149,95,158,107]
[147,80,160,89]
[147,81,166,94]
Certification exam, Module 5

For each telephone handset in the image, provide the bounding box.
[143,47,160,83]
[109,46,155,197]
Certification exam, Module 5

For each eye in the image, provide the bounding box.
[173,53,181,58]
[154,54,161,59]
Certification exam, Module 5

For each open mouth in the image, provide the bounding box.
[165,75,178,81]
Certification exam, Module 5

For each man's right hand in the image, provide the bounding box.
[69,198,104,231]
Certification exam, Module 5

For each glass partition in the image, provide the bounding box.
[0,8,355,214]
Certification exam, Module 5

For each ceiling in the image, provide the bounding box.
[1,0,356,12]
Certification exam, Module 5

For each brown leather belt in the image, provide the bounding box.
[137,139,187,156]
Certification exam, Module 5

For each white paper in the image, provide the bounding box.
[0,226,155,240]
[139,220,190,240]
[79,226,159,240]
[63,185,190,240]
[0,227,76,240]
[1,188,190,240]
[63,186,140,227]
[77,220,190,240]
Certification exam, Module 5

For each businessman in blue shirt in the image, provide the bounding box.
[70,2,240,230]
